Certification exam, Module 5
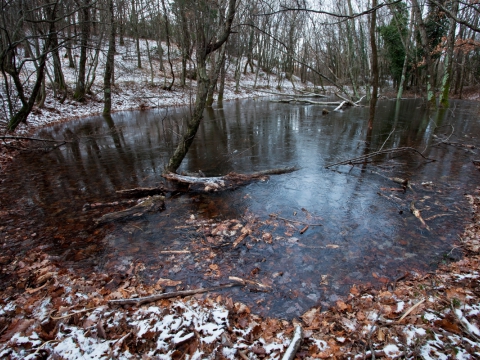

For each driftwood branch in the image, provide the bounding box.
[163,167,298,192]
[325,147,435,168]
[108,279,246,306]
[95,195,165,224]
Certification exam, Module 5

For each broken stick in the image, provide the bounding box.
[282,325,303,360]
[95,195,165,224]
[109,280,245,306]
[410,200,431,231]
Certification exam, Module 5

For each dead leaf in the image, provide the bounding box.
[336,300,348,312]
[301,308,320,327]
[155,278,182,287]
[434,318,461,334]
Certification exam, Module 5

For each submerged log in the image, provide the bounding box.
[116,186,165,198]
[163,167,298,192]
[95,195,165,224]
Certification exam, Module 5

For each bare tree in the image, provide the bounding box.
[166,0,237,173]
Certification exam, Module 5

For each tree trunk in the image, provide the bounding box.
[439,0,458,107]
[166,59,210,173]
[397,5,414,100]
[7,3,57,131]
[368,0,379,128]
[103,0,116,114]
[161,0,174,90]
[131,0,141,69]
[166,0,237,173]
[74,0,90,101]
[411,0,437,107]
[218,55,227,103]
[206,45,226,107]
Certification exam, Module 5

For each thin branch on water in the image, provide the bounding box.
[379,127,396,152]
[325,147,435,168]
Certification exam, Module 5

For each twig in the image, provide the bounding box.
[109,280,245,306]
[51,307,97,320]
[160,250,190,254]
[451,300,480,342]
[269,213,322,226]
[31,339,60,356]
[397,298,425,323]
[410,200,431,231]
[379,127,396,152]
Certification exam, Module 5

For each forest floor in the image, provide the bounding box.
[0,186,479,359]
[1,45,480,357]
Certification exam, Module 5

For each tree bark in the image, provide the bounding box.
[206,45,226,107]
[411,0,437,107]
[6,3,58,131]
[103,0,116,114]
[368,0,379,128]
[74,0,90,101]
[439,0,458,107]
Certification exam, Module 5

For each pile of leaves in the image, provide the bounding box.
[0,191,480,359]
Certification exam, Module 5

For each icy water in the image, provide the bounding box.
[2,97,480,319]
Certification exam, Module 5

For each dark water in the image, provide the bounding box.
[1,97,480,319]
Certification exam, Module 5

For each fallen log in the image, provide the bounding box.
[244,87,327,98]
[334,92,357,106]
[108,278,247,306]
[95,195,165,224]
[163,167,298,192]
[272,98,341,106]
